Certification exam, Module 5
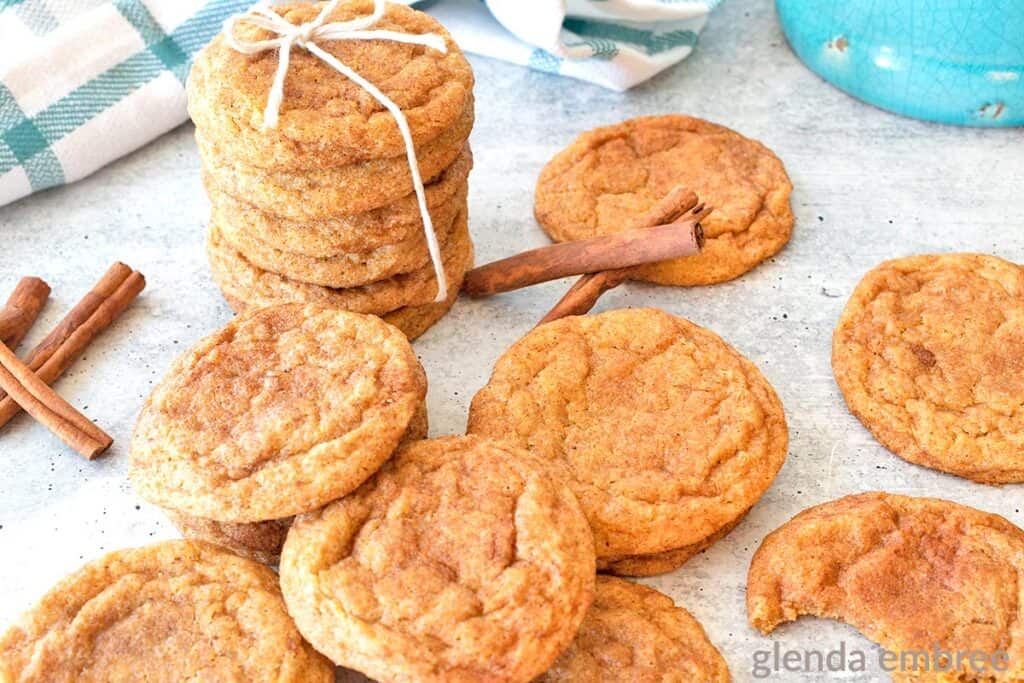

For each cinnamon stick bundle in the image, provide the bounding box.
[0,342,112,458]
[463,188,704,298]
[0,277,50,349]
[0,263,145,430]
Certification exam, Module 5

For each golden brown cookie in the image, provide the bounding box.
[748,492,1024,682]
[168,401,430,564]
[537,576,731,682]
[197,99,473,220]
[186,0,474,170]
[205,146,473,257]
[166,513,293,566]
[280,435,596,682]
[381,260,468,340]
[218,183,466,288]
[468,308,787,561]
[596,509,750,577]
[0,540,333,682]
[833,253,1024,484]
[534,115,794,285]
[209,207,472,318]
[130,304,426,523]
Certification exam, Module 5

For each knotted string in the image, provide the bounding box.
[223,0,450,302]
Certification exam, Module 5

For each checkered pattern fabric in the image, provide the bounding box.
[0,0,716,207]
[0,0,250,206]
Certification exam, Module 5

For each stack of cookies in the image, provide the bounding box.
[186,0,475,339]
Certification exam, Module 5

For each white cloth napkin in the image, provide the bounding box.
[0,0,717,206]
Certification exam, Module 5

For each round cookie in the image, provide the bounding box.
[596,509,750,577]
[534,115,794,286]
[0,540,333,681]
[196,98,473,220]
[205,146,473,257]
[218,183,467,288]
[130,304,427,523]
[186,0,474,170]
[832,253,1024,484]
[209,207,473,318]
[748,492,1024,681]
[280,435,596,682]
[167,401,430,564]
[537,576,730,682]
[468,308,788,560]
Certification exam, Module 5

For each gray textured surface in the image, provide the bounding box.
[0,0,1022,680]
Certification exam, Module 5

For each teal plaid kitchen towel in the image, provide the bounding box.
[0,0,717,206]
[0,0,251,206]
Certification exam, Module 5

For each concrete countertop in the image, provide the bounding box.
[1,0,1021,680]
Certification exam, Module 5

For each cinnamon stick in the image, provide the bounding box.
[539,200,713,325]
[0,264,145,429]
[464,216,704,298]
[0,277,50,349]
[0,342,111,458]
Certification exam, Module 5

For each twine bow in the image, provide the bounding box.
[223,0,450,302]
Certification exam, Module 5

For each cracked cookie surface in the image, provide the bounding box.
[534,115,793,286]
[832,253,1024,484]
[167,401,430,565]
[130,304,426,523]
[538,576,730,682]
[0,540,333,682]
[467,308,787,558]
[187,0,474,170]
[280,435,596,683]
[747,492,1024,682]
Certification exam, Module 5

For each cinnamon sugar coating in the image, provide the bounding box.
[209,208,472,319]
[833,253,1024,484]
[0,540,333,682]
[468,308,787,559]
[280,435,596,682]
[167,401,429,564]
[748,492,1024,682]
[187,0,474,170]
[535,115,793,285]
[129,304,426,523]
[538,576,730,682]
[206,146,472,258]
[196,99,473,220]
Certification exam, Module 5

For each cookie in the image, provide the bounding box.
[537,576,730,682]
[186,0,474,170]
[748,492,1024,681]
[168,401,430,564]
[596,509,750,577]
[0,540,333,681]
[833,253,1024,484]
[166,513,293,566]
[197,98,473,220]
[209,207,472,318]
[218,182,467,288]
[205,146,473,257]
[468,308,787,561]
[534,115,794,285]
[381,259,469,340]
[279,435,596,682]
[130,303,427,523]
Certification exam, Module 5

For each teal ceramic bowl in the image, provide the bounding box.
[776,0,1023,126]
